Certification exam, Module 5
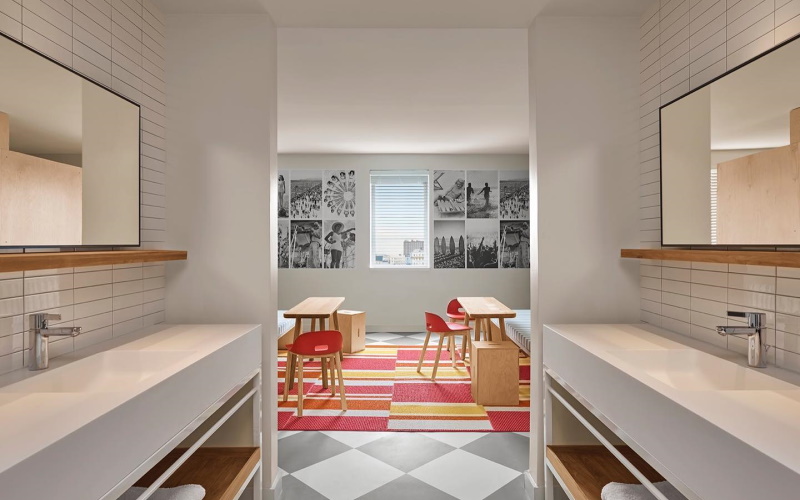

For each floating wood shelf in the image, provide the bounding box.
[621,248,800,268]
[135,447,261,500]
[0,249,187,272]
[546,445,664,500]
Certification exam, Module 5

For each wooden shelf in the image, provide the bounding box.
[135,447,260,500]
[0,249,187,272]
[621,248,800,268]
[546,445,663,500]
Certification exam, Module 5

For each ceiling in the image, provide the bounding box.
[154,0,657,24]
[278,29,530,154]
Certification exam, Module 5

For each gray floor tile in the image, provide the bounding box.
[460,433,530,472]
[282,475,329,500]
[356,474,459,500]
[278,431,352,473]
[484,474,526,500]
[358,433,456,472]
[382,337,427,345]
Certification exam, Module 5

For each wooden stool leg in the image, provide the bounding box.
[311,318,317,331]
[321,358,328,389]
[320,317,327,330]
[449,336,457,368]
[461,334,468,361]
[432,335,445,380]
[417,330,432,373]
[282,352,292,402]
[287,318,302,391]
[330,355,336,396]
[335,354,347,411]
[297,356,305,417]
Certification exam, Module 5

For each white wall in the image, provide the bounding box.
[0,0,169,376]
[528,15,642,492]
[278,154,530,331]
[638,1,800,374]
[164,13,279,497]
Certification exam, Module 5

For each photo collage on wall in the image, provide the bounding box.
[278,170,357,269]
[433,170,530,269]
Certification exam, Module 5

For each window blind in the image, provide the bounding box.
[370,170,429,268]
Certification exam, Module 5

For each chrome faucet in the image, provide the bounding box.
[28,313,81,371]
[716,311,768,368]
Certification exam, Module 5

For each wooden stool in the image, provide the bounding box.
[283,330,347,417]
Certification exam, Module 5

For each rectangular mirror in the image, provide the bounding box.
[661,34,800,246]
[0,34,140,247]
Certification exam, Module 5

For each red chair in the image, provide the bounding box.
[417,312,472,379]
[446,299,467,322]
[282,330,347,417]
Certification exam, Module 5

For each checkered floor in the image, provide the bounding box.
[278,333,529,500]
[364,332,430,346]
[278,430,530,500]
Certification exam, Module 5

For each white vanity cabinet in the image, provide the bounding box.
[0,324,263,500]
[543,323,800,500]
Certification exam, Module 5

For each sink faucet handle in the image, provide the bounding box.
[727,311,766,328]
[30,313,62,329]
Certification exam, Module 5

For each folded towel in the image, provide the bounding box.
[118,485,206,500]
[601,481,686,500]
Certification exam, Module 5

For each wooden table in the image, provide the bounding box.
[457,297,516,343]
[284,297,345,390]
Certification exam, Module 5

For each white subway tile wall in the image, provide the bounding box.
[639,0,800,371]
[0,0,167,374]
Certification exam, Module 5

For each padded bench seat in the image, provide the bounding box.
[491,309,531,355]
[277,310,294,338]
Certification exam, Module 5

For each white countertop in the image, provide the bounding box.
[0,323,260,478]
[544,324,800,500]
[545,323,800,490]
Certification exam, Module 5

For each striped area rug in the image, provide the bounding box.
[278,345,530,432]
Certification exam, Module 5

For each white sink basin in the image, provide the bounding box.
[0,350,191,393]
[607,349,797,391]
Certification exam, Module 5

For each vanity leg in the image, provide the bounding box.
[333,310,340,330]
[320,317,327,330]
[282,353,293,402]
[474,318,482,342]
[311,318,317,331]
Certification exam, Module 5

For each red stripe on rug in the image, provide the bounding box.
[279,414,389,431]
[487,411,530,431]
[392,382,474,403]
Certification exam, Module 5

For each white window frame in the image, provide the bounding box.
[369,170,430,269]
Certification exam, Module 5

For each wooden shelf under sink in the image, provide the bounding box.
[134,447,260,500]
[0,249,187,272]
[546,445,664,500]
[621,248,800,268]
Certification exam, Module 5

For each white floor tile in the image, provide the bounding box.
[365,333,404,341]
[422,432,487,448]
[293,450,404,500]
[278,430,302,440]
[366,341,394,346]
[409,449,520,500]
[320,431,393,448]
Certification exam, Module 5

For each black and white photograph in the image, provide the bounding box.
[432,170,466,219]
[324,170,356,219]
[290,170,322,219]
[466,219,499,269]
[433,220,466,269]
[323,220,356,269]
[466,170,499,219]
[499,220,530,269]
[499,171,530,220]
[290,220,323,269]
[278,170,289,218]
[278,220,290,268]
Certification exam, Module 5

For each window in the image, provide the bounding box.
[370,170,429,268]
